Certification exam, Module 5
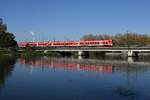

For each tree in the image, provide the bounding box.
[81,33,150,47]
[80,34,96,41]
[0,18,17,48]
[0,18,7,33]
[81,33,112,41]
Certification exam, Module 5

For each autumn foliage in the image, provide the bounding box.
[81,33,150,47]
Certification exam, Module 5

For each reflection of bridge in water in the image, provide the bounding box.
[19,58,113,73]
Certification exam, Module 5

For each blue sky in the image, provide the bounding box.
[0,0,150,42]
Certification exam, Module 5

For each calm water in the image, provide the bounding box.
[0,55,150,100]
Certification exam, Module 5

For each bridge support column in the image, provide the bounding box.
[127,50,133,57]
[127,50,138,57]
[78,51,89,56]
[78,51,84,56]
[44,50,48,54]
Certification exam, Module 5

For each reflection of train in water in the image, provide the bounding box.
[18,40,113,47]
[19,58,113,73]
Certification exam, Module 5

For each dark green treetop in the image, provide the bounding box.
[0,18,17,48]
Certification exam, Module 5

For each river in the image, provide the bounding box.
[0,55,150,100]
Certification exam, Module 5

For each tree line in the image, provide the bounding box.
[0,18,17,49]
[80,33,150,47]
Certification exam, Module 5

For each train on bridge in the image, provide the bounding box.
[18,40,113,47]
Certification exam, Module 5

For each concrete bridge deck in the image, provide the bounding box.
[18,47,150,57]
[41,47,150,52]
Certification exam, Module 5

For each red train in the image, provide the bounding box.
[18,40,113,47]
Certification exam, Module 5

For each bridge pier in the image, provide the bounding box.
[121,51,138,57]
[44,50,48,54]
[127,50,133,57]
[127,50,138,57]
[78,51,89,56]
[78,51,84,56]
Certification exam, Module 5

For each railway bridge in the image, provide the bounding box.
[18,40,150,57]
[23,47,150,57]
